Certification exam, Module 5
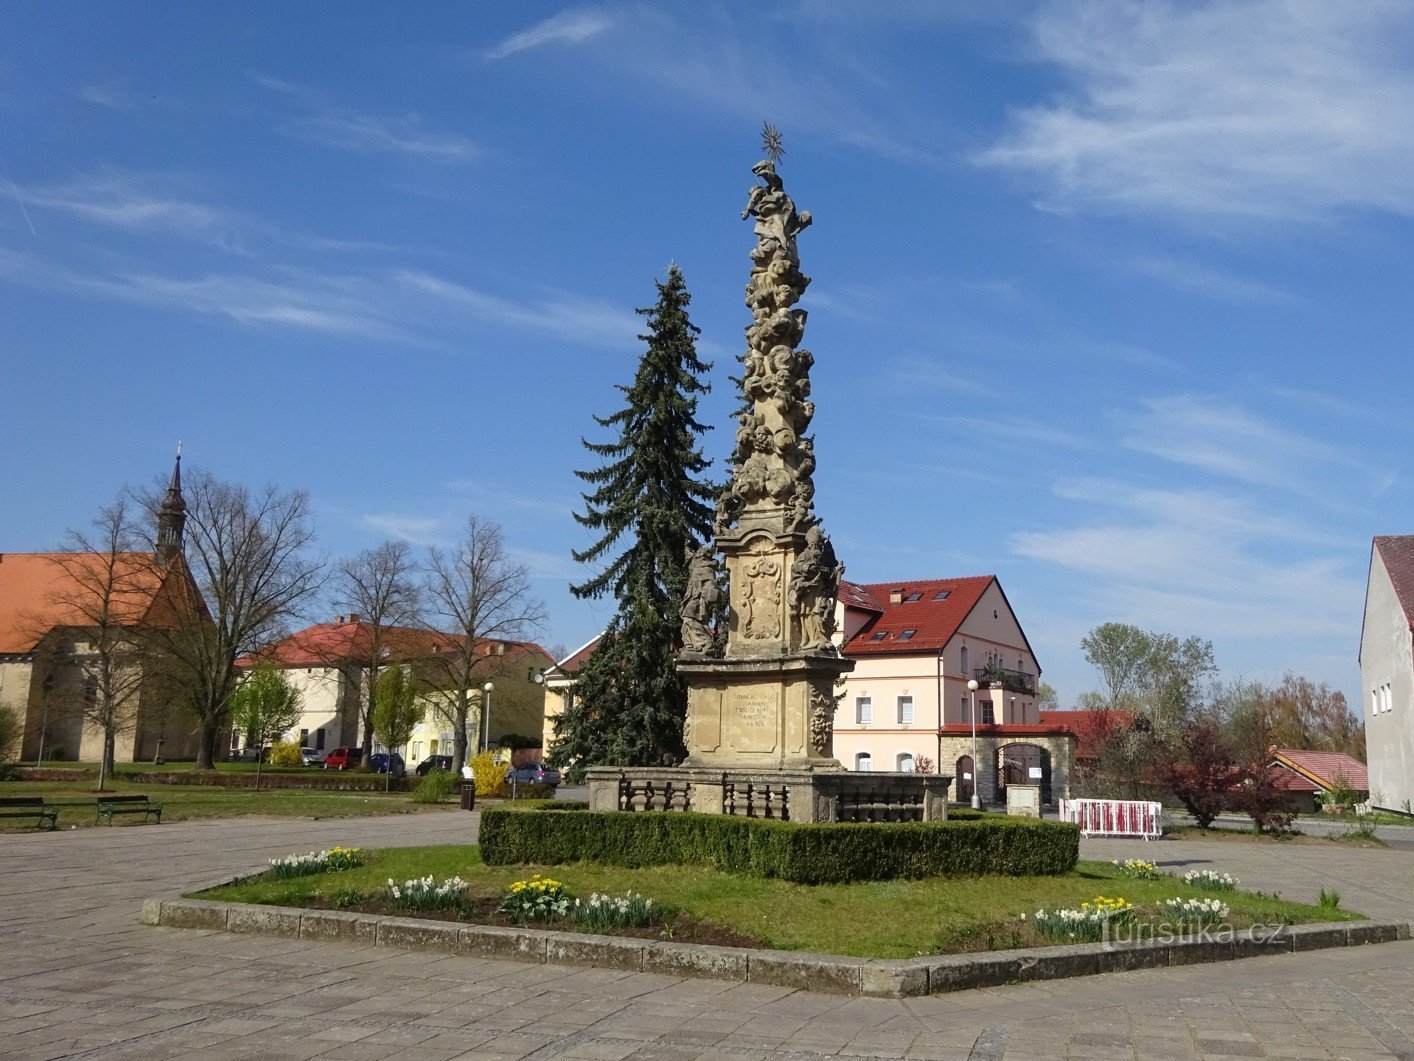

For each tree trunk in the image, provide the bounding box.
[197,716,221,770]
[97,729,113,792]
[453,709,469,776]
[254,742,263,791]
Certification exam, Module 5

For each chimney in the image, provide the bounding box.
[889,587,904,606]
[346,612,361,624]
[334,614,345,624]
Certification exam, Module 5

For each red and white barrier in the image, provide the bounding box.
[1059,798,1163,840]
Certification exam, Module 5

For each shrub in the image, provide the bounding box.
[497,873,571,923]
[569,891,656,931]
[413,768,458,804]
[479,809,1079,883]
[269,741,303,768]
[471,751,509,796]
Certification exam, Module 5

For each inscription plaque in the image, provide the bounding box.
[728,688,778,752]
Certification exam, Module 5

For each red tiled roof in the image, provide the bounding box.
[1272,749,1368,792]
[1038,709,1137,759]
[1374,536,1414,629]
[1268,768,1320,793]
[0,552,176,655]
[546,634,603,678]
[937,723,1076,738]
[243,621,548,669]
[838,576,996,655]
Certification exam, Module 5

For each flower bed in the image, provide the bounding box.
[1183,869,1238,891]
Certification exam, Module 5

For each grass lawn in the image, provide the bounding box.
[0,777,458,831]
[195,846,1360,959]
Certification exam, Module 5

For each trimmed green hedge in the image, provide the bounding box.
[479,809,1078,883]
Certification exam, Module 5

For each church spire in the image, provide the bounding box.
[156,442,186,565]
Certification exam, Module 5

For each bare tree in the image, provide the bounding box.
[43,500,156,790]
[139,473,324,768]
[420,516,544,774]
[331,541,421,754]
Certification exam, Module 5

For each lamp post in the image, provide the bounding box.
[481,682,494,754]
[967,678,980,810]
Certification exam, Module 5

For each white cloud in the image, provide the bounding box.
[977,1,1414,221]
[22,173,241,248]
[1117,394,1367,501]
[1125,255,1296,306]
[486,8,614,60]
[398,270,639,347]
[360,513,453,546]
[252,76,476,160]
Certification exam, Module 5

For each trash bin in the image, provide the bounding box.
[460,784,476,811]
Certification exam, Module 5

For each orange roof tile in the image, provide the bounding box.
[1374,536,1414,629]
[838,576,996,655]
[243,620,549,669]
[1039,709,1137,759]
[1272,749,1368,792]
[0,552,176,655]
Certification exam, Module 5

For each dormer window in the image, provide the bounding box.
[869,630,888,641]
[903,591,922,602]
[898,629,916,641]
[933,590,950,600]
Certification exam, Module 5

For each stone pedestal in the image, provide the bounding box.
[586,765,952,824]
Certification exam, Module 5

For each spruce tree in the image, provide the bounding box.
[550,265,716,778]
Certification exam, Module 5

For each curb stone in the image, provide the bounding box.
[146,897,1411,998]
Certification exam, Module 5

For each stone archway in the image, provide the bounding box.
[996,743,1051,804]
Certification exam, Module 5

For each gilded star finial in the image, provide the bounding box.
[761,121,785,166]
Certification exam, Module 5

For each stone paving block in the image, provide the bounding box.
[226,903,301,938]
[459,924,549,963]
[746,950,863,994]
[1347,921,1401,946]
[641,941,748,982]
[157,898,230,931]
[860,959,928,998]
[299,908,378,945]
[376,916,462,952]
[546,931,648,972]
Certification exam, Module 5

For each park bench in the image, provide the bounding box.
[95,794,163,826]
[0,796,59,830]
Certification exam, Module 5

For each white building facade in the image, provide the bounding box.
[1361,536,1414,813]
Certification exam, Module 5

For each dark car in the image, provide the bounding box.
[367,752,406,778]
[507,762,560,787]
[324,746,363,770]
[415,754,453,776]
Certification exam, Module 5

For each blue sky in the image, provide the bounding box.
[3,2,1412,711]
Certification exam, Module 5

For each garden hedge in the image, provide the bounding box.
[479,808,1078,883]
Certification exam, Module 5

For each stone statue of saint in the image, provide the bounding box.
[680,545,722,655]
[788,524,842,652]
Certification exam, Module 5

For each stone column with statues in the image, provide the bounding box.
[676,125,853,774]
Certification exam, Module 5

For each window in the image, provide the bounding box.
[896,752,915,773]
[855,696,873,725]
[315,727,326,750]
[299,728,309,748]
[897,695,914,725]
[855,752,873,772]
[903,591,922,602]
[933,590,950,601]
[870,630,888,641]
[979,699,995,725]
[960,645,969,674]
[898,629,916,641]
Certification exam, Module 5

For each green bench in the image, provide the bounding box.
[0,796,59,830]
[96,794,163,825]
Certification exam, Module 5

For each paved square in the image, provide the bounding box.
[1,814,1411,1059]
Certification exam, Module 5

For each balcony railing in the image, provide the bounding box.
[972,667,1037,696]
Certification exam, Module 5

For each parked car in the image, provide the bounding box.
[300,748,325,767]
[415,754,453,776]
[507,762,560,787]
[324,746,363,770]
[230,746,269,763]
[367,752,406,778]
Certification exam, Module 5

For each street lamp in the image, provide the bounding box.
[967,678,980,810]
[481,682,494,753]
